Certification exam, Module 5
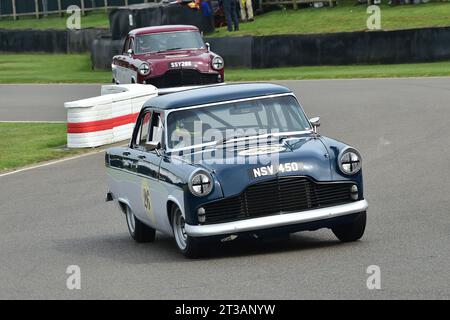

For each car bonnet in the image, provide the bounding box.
[172,136,333,198]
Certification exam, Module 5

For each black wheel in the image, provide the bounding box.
[125,206,156,243]
[332,211,366,242]
[171,205,205,258]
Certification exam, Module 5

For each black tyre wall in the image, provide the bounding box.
[0,29,67,53]
[251,27,450,68]
[91,37,123,70]
[109,3,214,40]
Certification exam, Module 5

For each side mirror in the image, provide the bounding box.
[127,48,133,56]
[145,141,160,152]
[205,42,211,52]
[309,117,320,134]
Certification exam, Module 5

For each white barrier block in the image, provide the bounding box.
[65,84,158,148]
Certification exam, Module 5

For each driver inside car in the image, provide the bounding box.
[169,111,201,149]
[137,36,165,53]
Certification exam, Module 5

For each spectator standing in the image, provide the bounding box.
[222,0,239,32]
[201,0,213,17]
[201,0,215,30]
[239,0,254,22]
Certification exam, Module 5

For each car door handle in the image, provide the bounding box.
[122,151,131,156]
[138,155,146,160]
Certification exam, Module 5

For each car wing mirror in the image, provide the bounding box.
[309,117,320,134]
[205,42,210,52]
[145,141,162,156]
[127,48,133,56]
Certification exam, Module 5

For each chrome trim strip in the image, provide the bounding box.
[106,165,152,181]
[166,92,293,113]
[185,200,368,237]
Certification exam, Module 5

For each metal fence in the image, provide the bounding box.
[0,0,157,19]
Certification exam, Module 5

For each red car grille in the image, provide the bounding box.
[146,70,220,88]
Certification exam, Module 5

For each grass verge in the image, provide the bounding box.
[0,2,449,36]
[0,53,110,84]
[214,2,450,36]
[225,61,450,80]
[1,53,450,84]
[0,11,109,30]
[0,122,87,172]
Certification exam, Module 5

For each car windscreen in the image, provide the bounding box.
[135,31,205,54]
[166,95,312,150]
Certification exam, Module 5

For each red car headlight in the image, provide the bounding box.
[138,62,151,76]
[211,56,224,70]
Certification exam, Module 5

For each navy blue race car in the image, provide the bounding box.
[105,83,368,258]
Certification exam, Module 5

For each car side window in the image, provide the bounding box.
[136,112,152,149]
[149,112,163,143]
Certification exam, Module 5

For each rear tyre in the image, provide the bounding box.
[126,206,156,243]
[171,205,205,258]
[332,211,366,242]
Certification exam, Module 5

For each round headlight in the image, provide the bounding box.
[188,170,213,197]
[338,148,362,175]
[212,56,224,70]
[138,62,150,76]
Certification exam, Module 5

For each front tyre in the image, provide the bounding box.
[126,206,156,243]
[332,211,366,242]
[171,205,205,258]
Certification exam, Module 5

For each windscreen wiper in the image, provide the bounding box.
[265,133,288,143]
[157,47,183,53]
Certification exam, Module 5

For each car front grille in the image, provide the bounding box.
[202,176,356,225]
[146,70,220,88]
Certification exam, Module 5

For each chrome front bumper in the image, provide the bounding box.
[185,200,368,237]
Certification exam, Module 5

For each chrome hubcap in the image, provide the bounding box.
[173,208,187,250]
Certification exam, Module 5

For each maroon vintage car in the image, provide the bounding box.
[111,25,224,88]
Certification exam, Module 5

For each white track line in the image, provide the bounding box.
[0,150,103,178]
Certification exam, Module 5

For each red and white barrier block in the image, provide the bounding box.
[65,84,158,148]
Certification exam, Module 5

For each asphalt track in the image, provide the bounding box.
[0,78,449,299]
[0,84,100,121]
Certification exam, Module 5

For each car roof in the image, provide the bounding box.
[129,25,199,36]
[144,83,292,111]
